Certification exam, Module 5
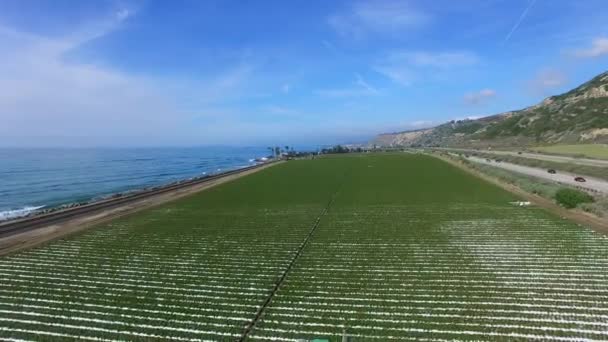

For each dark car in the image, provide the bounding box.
[517,151,522,155]
[547,169,556,174]
[574,176,586,182]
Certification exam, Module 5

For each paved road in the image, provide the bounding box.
[467,156,608,194]
[442,148,608,168]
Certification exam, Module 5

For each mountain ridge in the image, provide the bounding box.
[372,71,608,147]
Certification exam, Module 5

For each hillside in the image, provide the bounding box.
[373,71,608,147]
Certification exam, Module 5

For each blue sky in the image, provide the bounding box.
[1,0,608,147]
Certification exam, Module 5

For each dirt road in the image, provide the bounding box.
[467,156,608,194]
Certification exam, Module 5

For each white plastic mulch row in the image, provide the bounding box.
[250,205,608,341]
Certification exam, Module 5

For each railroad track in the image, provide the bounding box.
[0,162,274,238]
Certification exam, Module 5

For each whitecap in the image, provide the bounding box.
[0,205,45,221]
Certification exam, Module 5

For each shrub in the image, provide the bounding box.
[580,197,608,217]
[554,188,594,209]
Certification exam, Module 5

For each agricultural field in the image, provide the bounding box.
[2,154,608,341]
[533,144,608,160]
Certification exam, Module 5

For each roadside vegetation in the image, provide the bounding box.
[452,153,607,217]
[580,196,608,217]
[533,144,608,160]
[470,151,608,181]
[554,188,595,209]
[458,155,562,198]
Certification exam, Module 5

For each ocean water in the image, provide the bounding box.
[0,147,269,220]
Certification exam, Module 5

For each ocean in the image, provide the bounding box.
[0,146,270,221]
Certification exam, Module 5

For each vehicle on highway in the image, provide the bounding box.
[547,169,557,174]
[518,151,522,155]
[575,176,586,182]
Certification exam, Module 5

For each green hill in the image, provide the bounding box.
[374,71,608,147]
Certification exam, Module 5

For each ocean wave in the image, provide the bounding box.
[0,205,45,221]
[1,147,270,219]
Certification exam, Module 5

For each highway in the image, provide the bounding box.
[441,148,608,168]
[467,156,608,194]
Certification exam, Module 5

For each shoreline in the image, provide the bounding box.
[0,161,266,223]
[0,161,281,256]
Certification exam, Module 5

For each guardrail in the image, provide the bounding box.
[0,162,275,238]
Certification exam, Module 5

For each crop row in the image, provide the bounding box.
[250,204,608,341]
[0,205,324,341]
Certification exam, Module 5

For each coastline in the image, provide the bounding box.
[0,146,271,222]
[0,160,281,256]
[0,162,262,223]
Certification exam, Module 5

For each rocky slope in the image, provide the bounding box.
[373,71,608,147]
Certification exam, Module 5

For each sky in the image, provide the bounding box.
[1,0,608,147]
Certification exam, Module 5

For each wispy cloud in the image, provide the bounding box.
[317,73,380,98]
[115,8,132,21]
[572,37,608,58]
[0,14,181,146]
[0,8,259,147]
[316,88,376,98]
[264,105,300,118]
[402,51,479,68]
[463,89,496,105]
[354,73,379,94]
[503,0,537,44]
[528,69,567,94]
[329,0,430,39]
[374,50,479,85]
[373,63,413,86]
[408,120,434,128]
[321,40,338,53]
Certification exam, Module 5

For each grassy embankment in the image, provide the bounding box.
[533,144,608,160]
[1,154,608,341]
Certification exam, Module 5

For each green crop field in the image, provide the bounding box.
[1,154,608,341]
[533,144,608,160]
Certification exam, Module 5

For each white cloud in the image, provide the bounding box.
[316,88,377,98]
[463,89,497,105]
[329,0,429,38]
[354,73,379,94]
[373,65,413,86]
[0,11,256,147]
[317,73,380,98]
[115,9,132,21]
[409,120,434,128]
[528,69,567,94]
[0,25,178,146]
[404,51,479,68]
[374,50,479,85]
[321,40,337,52]
[573,37,608,58]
